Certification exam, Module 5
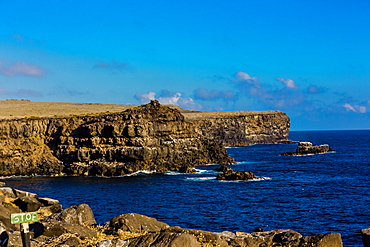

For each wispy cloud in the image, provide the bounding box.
[93,61,128,71]
[343,103,367,113]
[305,85,328,94]
[0,61,46,77]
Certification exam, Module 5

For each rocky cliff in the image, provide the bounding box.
[185,111,290,146]
[0,101,290,176]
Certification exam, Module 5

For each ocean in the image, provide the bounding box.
[3,130,370,246]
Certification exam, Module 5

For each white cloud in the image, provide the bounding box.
[0,61,45,77]
[343,103,356,112]
[234,71,259,84]
[358,106,367,113]
[343,103,367,113]
[275,77,298,89]
[158,92,182,104]
[134,91,201,110]
[134,91,157,103]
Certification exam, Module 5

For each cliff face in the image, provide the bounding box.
[186,111,290,146]
[0,101,233,176]
[0,101,290,176]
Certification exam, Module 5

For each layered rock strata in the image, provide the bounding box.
[184,110,290,146]
[0,101,234,176]
[0,100,290,176]
[0,184,345,247]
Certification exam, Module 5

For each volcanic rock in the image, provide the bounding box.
[215,165,263,181]
[361,228,370,247]
[110,213,169,233]
[0,100,292,177]
[280,142,335,156]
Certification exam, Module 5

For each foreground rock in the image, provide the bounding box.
[280,142,335,156]
[0,184,347,246]
[215,165,264,181]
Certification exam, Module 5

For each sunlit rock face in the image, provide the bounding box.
[0,101,290,176]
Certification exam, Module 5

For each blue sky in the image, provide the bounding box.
[1,0,369,130]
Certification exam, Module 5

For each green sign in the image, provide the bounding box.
[11,212,39,224]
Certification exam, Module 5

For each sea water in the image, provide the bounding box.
[4,130,370,246]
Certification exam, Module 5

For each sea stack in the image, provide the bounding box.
[280,142,335,156]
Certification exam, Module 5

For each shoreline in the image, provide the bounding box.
[0,183,347,247]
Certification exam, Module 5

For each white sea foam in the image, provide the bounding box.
[164,171,181,176]
[236,161,258,165]
[195,169,215,174]
[185,177,216,181]
[122,170,157,177]
[218,177,271,182]
[0,175,29,179]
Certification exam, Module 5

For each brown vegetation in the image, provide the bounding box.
[0,99,280,120]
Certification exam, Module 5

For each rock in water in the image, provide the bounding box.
[215,165,264,181]
[280,142,335,156]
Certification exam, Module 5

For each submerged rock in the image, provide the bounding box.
[280,142,335,156]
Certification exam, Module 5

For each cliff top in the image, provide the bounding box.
[0,99,281,120]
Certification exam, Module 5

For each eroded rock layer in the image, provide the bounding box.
[186,111,290,146]
[0,101,290,176]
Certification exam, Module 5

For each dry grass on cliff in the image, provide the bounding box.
[182,110,280,120]
[0,99,277,121]
[0,100,137,119]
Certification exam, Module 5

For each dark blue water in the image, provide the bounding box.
[3,130,370,246]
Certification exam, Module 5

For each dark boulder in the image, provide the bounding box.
[299,232,343,247]
[109,213,169,233]
[163,226,228,246]
[215,166,264,181]
[179,166,197,174]
[232,229,302,247]
[13,196,42,212]
[362,228,370,247]
[46,203,96,226]
[0,202,21,230]
[41,219,97,239]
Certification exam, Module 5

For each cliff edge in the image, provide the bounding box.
[0,100,290,176]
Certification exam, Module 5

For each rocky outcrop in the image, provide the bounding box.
[0,101,234,176]
[0,184,345,247]
[215,165,264,181]
[280,142,335,156]
[0,100,291,177]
